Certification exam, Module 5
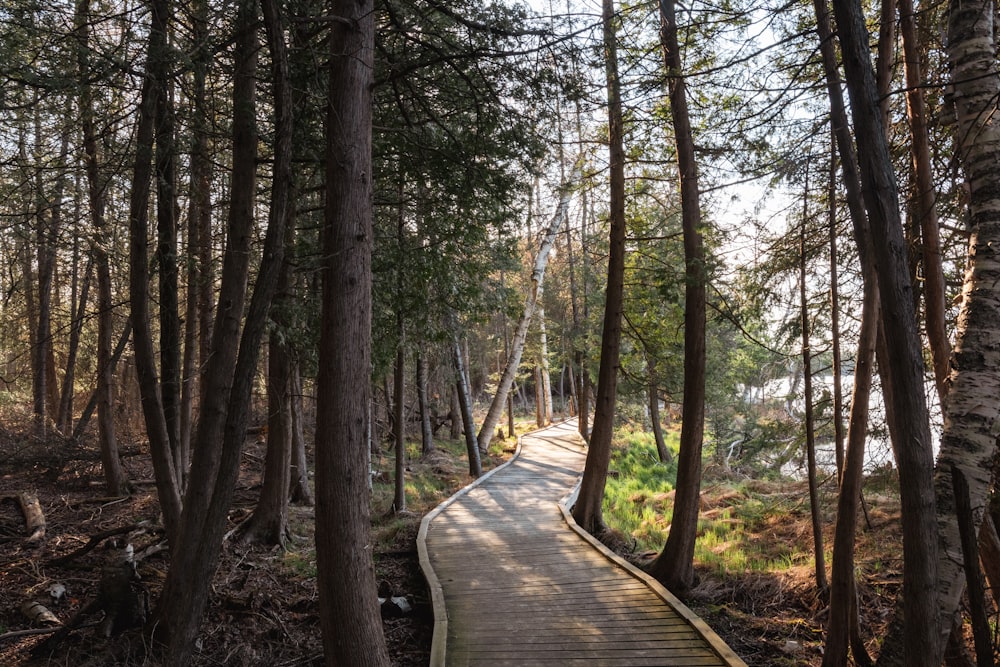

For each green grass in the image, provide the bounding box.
[281,548,317,579]
[601,426,819,577]
[602,427,678,551]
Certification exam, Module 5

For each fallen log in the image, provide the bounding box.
[1,491,46,542]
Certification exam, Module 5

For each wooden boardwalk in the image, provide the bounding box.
[418,420,747,666]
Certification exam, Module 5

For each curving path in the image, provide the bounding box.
[418,419,747,666]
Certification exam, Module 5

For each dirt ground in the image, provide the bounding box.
[0,422,973,667]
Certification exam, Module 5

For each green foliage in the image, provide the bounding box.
[369,0,558,374]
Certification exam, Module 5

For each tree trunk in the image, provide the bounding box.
[828,130,845,483]
[572,0,627,536]
[648,370,670,464]
[538,300,552,425]
[813,26,879,652]
[76,0,127,495]
[830,0,940,661]
[534,365,544,427]
[33,103,69,437]
[58,236,90,436]
[313,0,389,660]
[925,0,1000,652]
[646,0,707,594]
[128,0,182,543]
[448,386,462,441]
[417,351,434,454]
[392,327,406,514]
[155,24,182,490]
[237,221,297,545]
[237,332,293,546]
[289,363,313,506]
[180,0,212,477]
[898,0,950,405]
[576,350,590,441]
[476,170,577,453]
[799,169,828,593]
[823,265,879,667]
[875,0,895,132]
[454,334,482,477]
[155,0,290,661]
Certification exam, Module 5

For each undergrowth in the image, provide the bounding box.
[602,425,824,576]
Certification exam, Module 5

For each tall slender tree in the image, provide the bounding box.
[154,0,291,660]
[476,172,577,453]
[646,0,707,593]
[76,0,127,495]
[314,0,390,661]
[572,0,627,535]
[830,0,940,661]
[128,0,182,543]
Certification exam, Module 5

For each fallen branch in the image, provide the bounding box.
[47,523,142,567]
[0,627,59,643]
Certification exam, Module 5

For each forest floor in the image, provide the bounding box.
[0,418,924,667]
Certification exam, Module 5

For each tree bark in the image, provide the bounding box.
[815,0,881,657]
[646,0,707,594]
[417,351,434,454]
[128,0,182,543]
[180,0,213,477]
[448,385,462,440]
[538,298,552,424]
[534,365,544,428]
[289,363,313,506]
[799,166,828,593]
[392,326,406,513]
[898,0,950,405]
[57,233,90,435]
[155,0,290,660]
[648,375,671,463]
[237,223,297,545]
[923,0,1000,653]
[572,0,628,536]
[154,22,182,489]
[830,0,940,662]
[237,329,293,546]
[828,130,845,483]
[313,0,390,661]
[454,334,482,477]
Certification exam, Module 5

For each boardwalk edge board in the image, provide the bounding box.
[559,482,749,667]
[417,424,534,667]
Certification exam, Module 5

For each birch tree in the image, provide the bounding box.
[476,170,577,453]
[922,0,1000,655]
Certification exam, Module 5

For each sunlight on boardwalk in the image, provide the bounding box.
[419,420,747,666]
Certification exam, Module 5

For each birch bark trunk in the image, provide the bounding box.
[476,171,577,452]
[929,0,1000,650]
